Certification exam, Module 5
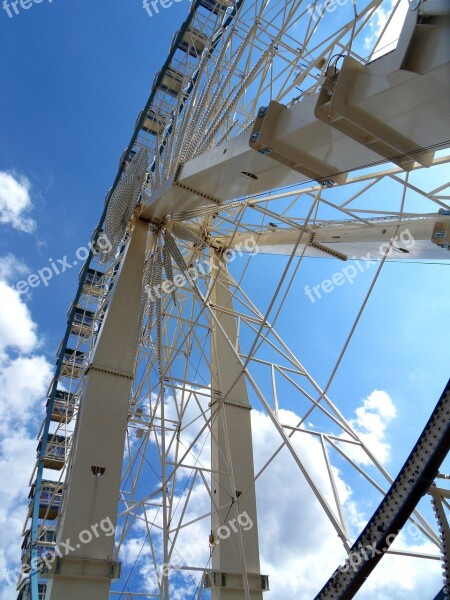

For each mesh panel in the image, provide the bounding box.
[100,148,149,263]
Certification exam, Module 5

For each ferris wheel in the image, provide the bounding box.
[18,0,450,598]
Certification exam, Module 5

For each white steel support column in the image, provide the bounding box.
[46,220,148,600]
[209,252,267,599]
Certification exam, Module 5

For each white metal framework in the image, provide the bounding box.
[19,0,450,599]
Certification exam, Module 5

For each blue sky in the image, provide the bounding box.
[0,0,188,346]
[0,1,449,599]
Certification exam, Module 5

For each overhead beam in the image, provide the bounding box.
[211,215,450,260]
[141,9,450,219]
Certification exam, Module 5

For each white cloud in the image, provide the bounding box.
[123,389,440,599]
[0,255,52,596]
[0,255,28,282]
[0,431,37,594]
[365,0,409,59]
[0,356,52,434]
[0,171,35,233]
[251,406,440,599]
[339,389,397,466]
[251,408,349,597]
[359,540,442,599]
[0,281,38,357]
[352,389,396,459]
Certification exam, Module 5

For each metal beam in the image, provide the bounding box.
[45,221,149,600]
[208,251,267,598]
[212,214,450,260]
[141,9,450,219]
[314,378,450,599]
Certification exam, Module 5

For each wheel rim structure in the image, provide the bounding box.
[19,0,450,599]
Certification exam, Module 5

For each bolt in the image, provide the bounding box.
[257,106,268,118]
